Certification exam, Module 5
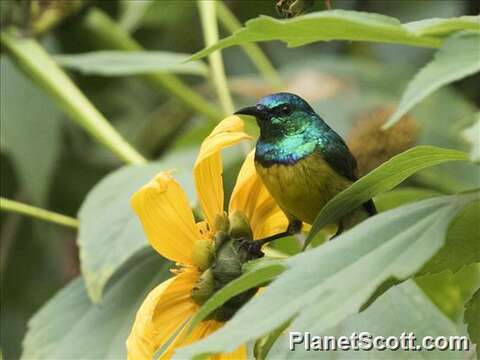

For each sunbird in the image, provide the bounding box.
[235,92,376,242]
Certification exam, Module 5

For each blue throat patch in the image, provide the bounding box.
[255,122,332,167]
[255,138,316,167]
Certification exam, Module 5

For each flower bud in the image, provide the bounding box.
[191,269,215,305]
[212,240,243,286]
[191,239,214,271]
[214,230,229,251]
[213,211,230,233]
[229,211,253,240]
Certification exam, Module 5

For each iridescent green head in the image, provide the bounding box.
[235,92,319,141]
[236,92,335,166]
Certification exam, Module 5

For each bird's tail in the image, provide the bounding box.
[347,106,419,177]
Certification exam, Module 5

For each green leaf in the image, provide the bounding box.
[0,55,62,205]
[373,187,440,212]
[420,201,480,275]
[175,193,477,358]
[306,146,468,246]
[190,10,451,61]
[403,16,480,37]
[55,51,208,76]
[416,264,480,321]
[385,32,480,128]
[78,149,196,303]
[461,115,480,163]
[184,258,285,336]
[465,288,480,347]
[268,281,466,359]
[253,321,290,360]
[414,88,479,192]
[21,250,170,359]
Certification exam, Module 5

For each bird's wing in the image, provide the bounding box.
[319,136,358,182]
[318,137,377,216]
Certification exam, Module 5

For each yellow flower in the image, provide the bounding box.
[126,116,288,360]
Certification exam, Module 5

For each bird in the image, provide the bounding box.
[234,92,376,243]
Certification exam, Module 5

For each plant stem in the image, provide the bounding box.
[216,2,283,89]
[82,8,222,121]
[0,197,79,229]
[198,1,234,115]
[118,0,153,33]
[1,28,147,165]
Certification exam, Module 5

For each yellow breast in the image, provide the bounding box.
[255,153,352,224]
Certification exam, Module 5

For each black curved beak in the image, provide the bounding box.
[234,106,265,118]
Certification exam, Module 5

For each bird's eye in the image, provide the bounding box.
[278,104,292,116]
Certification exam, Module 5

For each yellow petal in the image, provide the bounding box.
[160,320,246,360]
[194,116,252,228]
[131,171,200,264]
[126,269,199,360]
[253,207,289,240]
[159,320,214,360]
[229,151,288,240]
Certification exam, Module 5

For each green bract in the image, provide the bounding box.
[192,211,266,322]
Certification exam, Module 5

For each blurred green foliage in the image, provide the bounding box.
[1,1,479,359]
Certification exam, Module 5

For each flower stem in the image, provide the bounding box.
[1,28,147,165]
[216,2,283,89]
[82,8,222,122]
[198,0,234,115]
[0,197,79,229]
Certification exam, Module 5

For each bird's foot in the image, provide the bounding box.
[257,220,302,247]
[237,238,264,258]
[329,221,344,241]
